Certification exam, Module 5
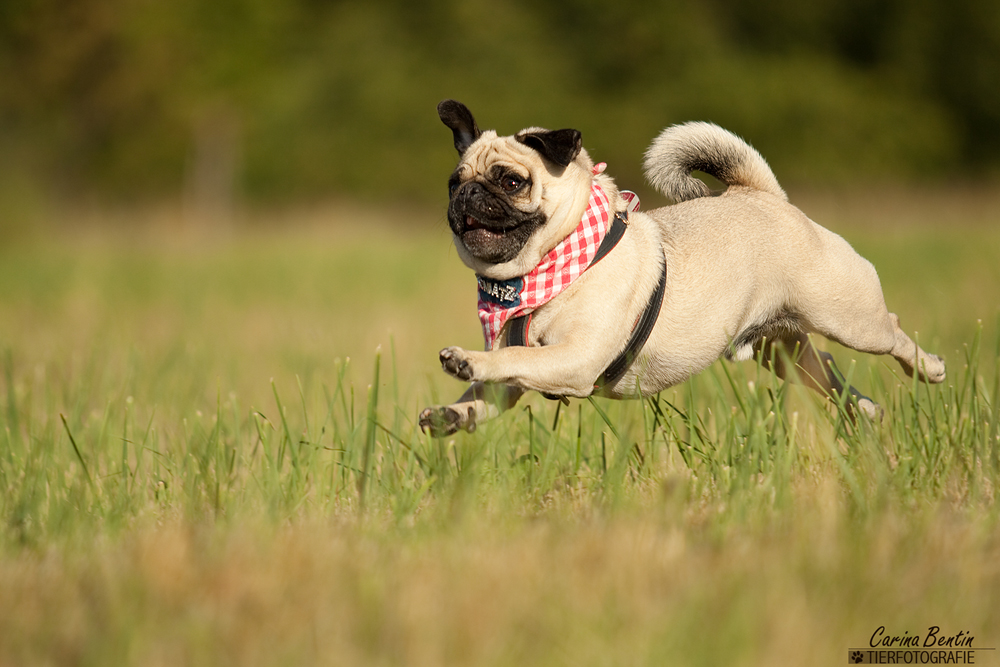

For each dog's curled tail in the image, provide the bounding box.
[643,122,787,203]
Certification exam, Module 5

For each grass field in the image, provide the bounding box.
[1,191,999,666]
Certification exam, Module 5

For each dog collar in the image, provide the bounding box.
[476,171,635,350]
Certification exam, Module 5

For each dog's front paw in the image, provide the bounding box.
[419,405,476,437]
[419,406,461,437]
[439,347,475,381]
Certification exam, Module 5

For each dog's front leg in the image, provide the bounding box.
[438,343,607,398]
[419,382,525,437]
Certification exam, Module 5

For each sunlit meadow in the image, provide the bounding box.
[1,190,999,666]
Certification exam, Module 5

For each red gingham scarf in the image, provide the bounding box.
[477,171,613,350]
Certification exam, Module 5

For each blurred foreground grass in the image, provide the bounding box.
[1,191,999,666]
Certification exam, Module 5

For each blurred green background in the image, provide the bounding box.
[1,0,998,227]
[2,6,999,664]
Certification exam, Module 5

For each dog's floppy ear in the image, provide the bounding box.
[438,100,481,156]
[516,129,582,168]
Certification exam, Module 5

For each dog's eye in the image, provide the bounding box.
[501,175,525,193]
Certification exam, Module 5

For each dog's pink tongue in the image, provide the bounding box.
[465,215,488,231]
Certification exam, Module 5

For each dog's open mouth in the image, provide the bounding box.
[458,215,525,263]
[451,208,543,264]
[463,215,506,234]
[461,216,517,245]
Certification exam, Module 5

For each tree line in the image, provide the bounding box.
[1,0,997,208]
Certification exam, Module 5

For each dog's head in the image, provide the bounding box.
[438,100,597,279]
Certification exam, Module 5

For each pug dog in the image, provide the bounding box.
[418,100,945,436]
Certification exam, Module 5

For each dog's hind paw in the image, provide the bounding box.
[921,354,946,384]
[856,397,884,422]
[901,352,946,384]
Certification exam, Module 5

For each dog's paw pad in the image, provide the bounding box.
[419,406,462,437]
[439,348,474,381]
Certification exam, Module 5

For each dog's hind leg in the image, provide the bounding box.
[761,334,882,419]
[883,313,947,383]
[796,235,946,385]
[797,250,946,385]
[419,382,524,437]
[810,307,946,385]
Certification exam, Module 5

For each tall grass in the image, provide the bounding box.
[0,200,998,665]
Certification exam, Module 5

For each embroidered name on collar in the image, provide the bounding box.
[477,275,524,309]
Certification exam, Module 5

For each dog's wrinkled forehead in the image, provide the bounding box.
[454,132,539,181]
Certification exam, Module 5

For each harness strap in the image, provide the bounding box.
[588,209,628,266]
[504,209,666,393]
[594,257,666,390]
[506,313,530,347]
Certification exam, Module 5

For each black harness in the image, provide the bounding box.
[504,210,667,393]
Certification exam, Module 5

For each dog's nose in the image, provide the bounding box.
[458,181,486,199]
[456,182,495,212]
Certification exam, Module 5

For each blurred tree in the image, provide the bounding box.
[715,0,1000,169]
[0,0,187,196]
[0,0,995,213]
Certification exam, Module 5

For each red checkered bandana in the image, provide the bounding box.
[476,171,613,350]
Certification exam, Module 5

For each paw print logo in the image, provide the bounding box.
[850,651,865,664]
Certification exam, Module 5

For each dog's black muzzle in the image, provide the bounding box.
[447,182,544,264]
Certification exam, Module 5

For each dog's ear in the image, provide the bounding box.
[516,129,582,168]
[438,100,481,156]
